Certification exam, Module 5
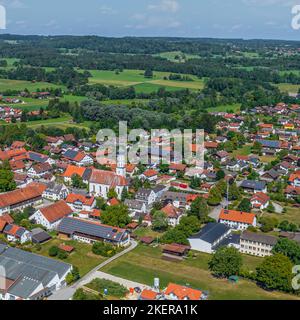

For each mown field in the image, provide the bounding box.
[101,244,299,300]
[88,69,204,92]
[154,51,200,62]
[0,78,65,92]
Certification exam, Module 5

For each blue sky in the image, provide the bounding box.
[0,0,300,40]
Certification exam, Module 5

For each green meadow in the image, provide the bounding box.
[88,69,204,92]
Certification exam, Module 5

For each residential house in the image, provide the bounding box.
[62,165,92,184]
[135,188,156,206]
[62,149,93,167]
[65,193,96,212]
[140,169,158,182]
[250,192,270,210]
[240,180,267,194]
[42,182,69,201]
[27,163,52,179]
[3,224,31,244]
[161,203,183,227]
[164,283,203,301]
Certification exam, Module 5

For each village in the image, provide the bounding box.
[0,99,299,301]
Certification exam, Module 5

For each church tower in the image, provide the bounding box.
[116,153,126,177]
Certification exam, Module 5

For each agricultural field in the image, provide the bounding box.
[101,244,299,300]
[0,78,65,92]
[88,69,204,92]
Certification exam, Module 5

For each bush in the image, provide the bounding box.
[48,245,59,257]
[87,279,128,298]
[92,242,116,257]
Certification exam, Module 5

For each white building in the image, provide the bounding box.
[219,209,257,231]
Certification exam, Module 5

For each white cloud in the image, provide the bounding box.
[99,5,117,15]
[148,0,179,13]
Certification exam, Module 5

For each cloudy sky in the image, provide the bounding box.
[0,0,300,40]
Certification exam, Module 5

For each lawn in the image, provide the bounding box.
[133,226,164,239]
[88,69,204,92]
[0,78,65,92]
[231,144,252,157]
[32,238,107,277]
[101,245,299,300]
[260,205,300,226]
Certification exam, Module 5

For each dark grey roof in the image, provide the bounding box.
[213,233,240,250]
[82,168,92,181]
[241,231,278,246]
[1,246,71,279]
[28,152,48,163]
[4,224,27,238]
[241,180,266,190]
[45,181,64,194]
[8,276,42,299]
[31,228,51,244]
[189,223,230,244]
[57,217,127,243]
[152,185,167,194]
[63,149,78,160]
[124,199,145,210]
[256,139,280,149]
[136,188,153,198]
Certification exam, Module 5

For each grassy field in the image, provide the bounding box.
[231,144,252,157]
[32,238,106,277]
[207,104,241,113]
[0,78,65,92]
[88,69,204,92]
[154,51,200,62]
[101,244,299,300]
[275,83,300,93]
[260,205,300,226]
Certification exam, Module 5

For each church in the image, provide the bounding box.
[89,154,128,199]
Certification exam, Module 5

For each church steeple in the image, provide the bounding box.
[116,153,126,177]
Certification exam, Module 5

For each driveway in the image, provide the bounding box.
[48,240,138,300]
[209,199,227,221]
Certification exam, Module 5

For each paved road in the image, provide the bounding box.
[209,199,227,220]
[48,240,138,300]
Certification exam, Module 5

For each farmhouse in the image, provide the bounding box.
[42,181,69,201]
[250,192,270,210]
[57,217,130,247]
[240,180,267,194]
[0,183,46,215]
[30,200,73,230]
[62,149,93,167]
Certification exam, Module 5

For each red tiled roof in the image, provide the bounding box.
[219,209,256,225]
[0,148,27,161]
[90,169,127,187]
[161,203,181,218]
[165,283,202,300]
[250,192,270,205]
[169,163,187,171]
[143,169,158,178]
[0,184,46,208]
[66,193,95,206]
[140,289,158,300]
[59,244,74,253]
[0,220,7,232]
[63,165,86,178]
[39,200,73,223]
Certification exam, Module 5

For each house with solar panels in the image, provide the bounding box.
[0,244,72,300]
[57,217,130,247]
[62,149,93,167]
